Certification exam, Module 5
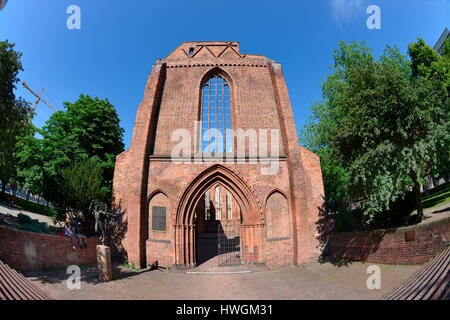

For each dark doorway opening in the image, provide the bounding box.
[194,184,242,267]
[218,220,241,266]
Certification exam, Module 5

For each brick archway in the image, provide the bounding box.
[174,164,264,268]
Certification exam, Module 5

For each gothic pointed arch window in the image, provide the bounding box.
[205,190,211,221]
[215,185,222,221]
[201,74,232,153]
[226,190,232,220]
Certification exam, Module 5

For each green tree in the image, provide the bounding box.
[408,37,450,86]
[15,125,45,200]
[299,102,349,205]
[37,94,124,223]
[300,41,375,205]
[57,159,108,234]
[0,40,23,129]
[301,39,449,224]
[0,97,32,197]
[0,40,32,197]
[407,37,450,182]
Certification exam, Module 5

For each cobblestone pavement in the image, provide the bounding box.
[26,260,419,300]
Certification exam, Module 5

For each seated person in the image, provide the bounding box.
[64,222,73,237]
[65,218,88,249]
[74,221,87,248]
[64,222,77,250]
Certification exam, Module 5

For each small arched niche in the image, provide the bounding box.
[265,191,289,240]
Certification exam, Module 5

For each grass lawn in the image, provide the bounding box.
[421,183,450,210]
[0,195,57,218]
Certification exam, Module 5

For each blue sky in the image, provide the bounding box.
[0,0,448,149]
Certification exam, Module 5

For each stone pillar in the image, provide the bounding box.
[185,226,189,266]
[97,245,112,281]
[175,225,180,265]
[241,225,248,262]
[192,225,196,266]
[187,225,194,267]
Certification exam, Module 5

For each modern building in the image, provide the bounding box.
[434,27,449,55]
[112,42,324,269]
[421,28,450,193]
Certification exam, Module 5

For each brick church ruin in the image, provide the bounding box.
[112,41,324,269]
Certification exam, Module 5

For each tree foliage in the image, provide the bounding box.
[299,102,349,204]
[300,41,375,205]
[0,40,32,196]
[0,40,23,126]
[300,39,449,225]
[41,94,124,188]
[56,159,109,234]
[15,125,45,198]
[40,94,124,206]
[15,94,124,228]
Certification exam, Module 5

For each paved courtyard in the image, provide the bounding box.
[26,260,418,300]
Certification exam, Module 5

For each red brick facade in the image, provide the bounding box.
[112,42,324,269]
[0,225,99,272]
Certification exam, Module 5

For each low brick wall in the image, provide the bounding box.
[0,225,100,271]
[329,217,450,264]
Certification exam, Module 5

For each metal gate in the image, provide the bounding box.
[218,220,241,266]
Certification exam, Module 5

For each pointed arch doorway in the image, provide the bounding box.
[195,183,242,267]
[174,165,264,269]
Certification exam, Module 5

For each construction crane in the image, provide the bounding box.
[22,81,58,113]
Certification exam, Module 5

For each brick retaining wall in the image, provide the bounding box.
[329,217,450,264]
[0,225,100,271]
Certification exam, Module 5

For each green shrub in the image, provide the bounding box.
[122,260,138,271]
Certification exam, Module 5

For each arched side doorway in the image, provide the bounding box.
[175,164,264,268]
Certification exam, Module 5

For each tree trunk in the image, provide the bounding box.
[411,171,423,221]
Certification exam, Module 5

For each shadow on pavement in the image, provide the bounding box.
[25,262,159,286]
